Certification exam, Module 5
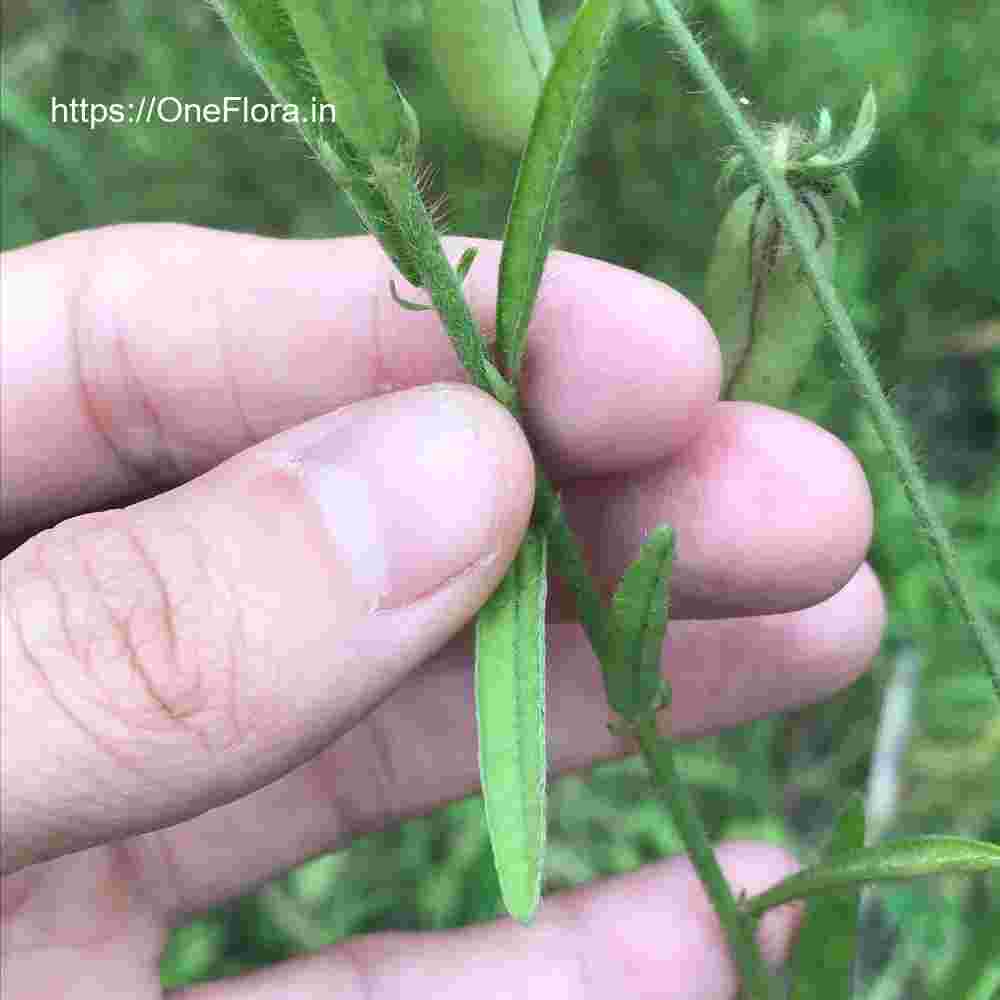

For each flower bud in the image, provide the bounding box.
[705,183,835,406]
[703,91,876,407]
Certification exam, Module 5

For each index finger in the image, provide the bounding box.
[0,224,720,536]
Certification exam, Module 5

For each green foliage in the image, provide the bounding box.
[474,526,548,923]
[496,0,622,380]
[750,837,1000,916]
[4,0,998,995]
[789,795,866,1000]
[606,524,674,723]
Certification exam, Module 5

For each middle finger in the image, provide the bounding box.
[134,564,883,921]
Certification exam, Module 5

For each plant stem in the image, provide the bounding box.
[218,2,777,989]
[372,158,510,403]
[370,157,778,1000]
[532,472,610,661]
[636,719,782,1000]
[645,0,1000,699]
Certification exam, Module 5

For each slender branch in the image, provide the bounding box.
[531,472,610,661]
[635,719,783,1000]
[369,150,778,999]
[371,165,612,665]
[216,2,777,991]
[645,0,1000,699]
[372,158,498,398]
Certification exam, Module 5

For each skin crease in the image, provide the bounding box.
[1,225,884,998]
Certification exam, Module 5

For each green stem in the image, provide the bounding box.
[646,0,1000,699]
[372,158,505,402]
[370,142,776,1000]
[217,3,777,990]
[371,162,611,666]
[532,472,609,663]
[636,719,782,1000]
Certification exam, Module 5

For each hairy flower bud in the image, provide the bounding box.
[705,183,835,405]
[703,90,876,407]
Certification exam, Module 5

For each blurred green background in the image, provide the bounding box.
[3,0,998,996]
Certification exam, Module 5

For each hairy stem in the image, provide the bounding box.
[371,158,509,403]
[215,0,777,987]
[646,0,1000,699]
[636,719,782,1000]
[369,144,776,1000]
[531,472,610,659]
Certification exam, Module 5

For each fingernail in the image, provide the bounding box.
[295,385,503,611]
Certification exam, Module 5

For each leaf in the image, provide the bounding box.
[496,0,622,380]
[475,526,548,923]
[837,86,878,166]
[606,524,674,722]
[789,794,866,1000]
[747,836,1000,918]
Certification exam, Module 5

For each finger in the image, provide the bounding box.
[555,400,874,619]
[133,564,883,919]
[175,843,801,1000]
[1,225,718,536]
[3,226,863,621]
[1,384,534,873]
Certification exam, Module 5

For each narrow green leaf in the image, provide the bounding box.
[789,794,866,1000]
[475,527,548,923]
[496,0,622,380]
[606,524,674,722]
[838,86,878,166]
[748,836,1000,918]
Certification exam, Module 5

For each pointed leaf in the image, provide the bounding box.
[496,0,622,380]
[606,524,674,722]
[837,86,877,165]
[748,836,1000,918]
[475,527,548,923]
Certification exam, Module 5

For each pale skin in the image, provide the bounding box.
[0,225,884,997]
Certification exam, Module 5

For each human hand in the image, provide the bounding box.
[1,225,883,997]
